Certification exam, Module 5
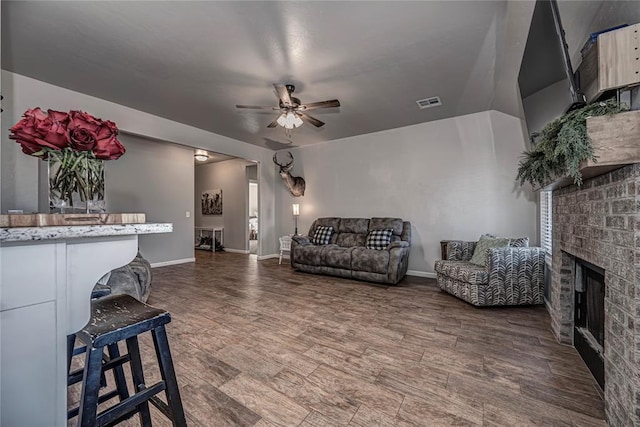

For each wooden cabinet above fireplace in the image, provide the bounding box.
[544,109,640,190]
[576,23,640,103]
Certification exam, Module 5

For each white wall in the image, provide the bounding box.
[249,182,258,218]
[275,110,537,275]
[1,71,277,259]
[194,159,252,252]
[247,164,257,181]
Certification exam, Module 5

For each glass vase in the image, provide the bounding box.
[48,149,105,213]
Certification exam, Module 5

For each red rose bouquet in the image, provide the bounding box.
[9,108,126,212]
[10,107,125,160]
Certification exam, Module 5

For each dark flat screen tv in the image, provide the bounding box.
[519,0,586,137]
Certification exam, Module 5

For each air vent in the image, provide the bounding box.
[416,96,442,109]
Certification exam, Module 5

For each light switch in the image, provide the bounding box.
[185,211,191,218]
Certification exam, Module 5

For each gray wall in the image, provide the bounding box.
[106,134,195,264]
[275,110,537,275]
[195,159,252,252]
[0,71,278,259]
[522,78,573,136]
[1,74,40,213]
[247,164,257,181]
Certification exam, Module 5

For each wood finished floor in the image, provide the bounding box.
[68,251,605,426]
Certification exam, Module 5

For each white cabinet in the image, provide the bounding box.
[0,223,171,427]
[1,302,58,426]
[0,237,139,426]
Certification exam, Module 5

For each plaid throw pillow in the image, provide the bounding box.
[312,226,334,245]
[366,229,393,250]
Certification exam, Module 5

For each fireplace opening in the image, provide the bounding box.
[574,258,605,391]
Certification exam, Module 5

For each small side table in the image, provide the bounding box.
[279,236,292,264]
[440,240,454,260]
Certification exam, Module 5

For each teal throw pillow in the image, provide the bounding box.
[469,234,510,266]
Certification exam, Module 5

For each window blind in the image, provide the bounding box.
[540,191,553,259]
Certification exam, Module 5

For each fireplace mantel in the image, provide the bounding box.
[544,110,640,190]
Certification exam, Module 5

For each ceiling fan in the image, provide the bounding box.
[236,84,340,129]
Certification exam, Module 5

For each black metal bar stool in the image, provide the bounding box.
[71,294,186,427]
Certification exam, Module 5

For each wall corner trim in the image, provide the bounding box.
[406,270,437,279]
[150,258,196,268]
[224,248,250,254]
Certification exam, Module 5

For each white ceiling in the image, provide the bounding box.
[3,1,525,150]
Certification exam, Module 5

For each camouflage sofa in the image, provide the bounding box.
[291,217,411,285]
[434,239,545,306]
[93,252,152,302]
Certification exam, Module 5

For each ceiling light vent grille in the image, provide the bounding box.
[416,96,442,109]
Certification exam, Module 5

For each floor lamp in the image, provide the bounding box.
[292,203,300,235]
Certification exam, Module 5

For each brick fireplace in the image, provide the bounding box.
[548,164,640,426]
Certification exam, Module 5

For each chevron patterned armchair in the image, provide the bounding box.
[434,238,545,307]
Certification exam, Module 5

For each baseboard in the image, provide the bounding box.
[224,248,250,254]
[150,258,195,268]
[257,253,280,260]
[406,270,437,279]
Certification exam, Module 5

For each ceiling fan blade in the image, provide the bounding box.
[299,99,341,111]
[236,104,279,110]
[274,84,292,107]
[300,112,325,128]
[267,117,279,128]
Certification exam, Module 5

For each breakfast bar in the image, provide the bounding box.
[0,222,172,427]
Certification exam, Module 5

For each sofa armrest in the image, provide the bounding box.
[292,235,312,246]
[291,236,313,246]
[389,241,410,249]
[388,244,411,284]
[447,241,477,261]
[487,247,545,299]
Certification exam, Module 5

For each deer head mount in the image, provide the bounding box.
[273,151,306,197]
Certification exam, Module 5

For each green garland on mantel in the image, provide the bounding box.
[517,100,626,189]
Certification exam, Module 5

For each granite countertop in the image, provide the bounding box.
[0,223,173,243]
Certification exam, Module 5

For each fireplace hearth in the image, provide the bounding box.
[573,258,605,391]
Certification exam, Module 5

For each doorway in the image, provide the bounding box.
[194,151,258,255]
[248,165,259,255]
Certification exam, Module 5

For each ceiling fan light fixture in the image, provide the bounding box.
[285,111,297,129]
[276,113,287,128]
[277,111,302,130]
[194,153,209,162]
[236,84,337,131]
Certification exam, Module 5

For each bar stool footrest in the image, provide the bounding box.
[101,353,131,371]
[149,395,172,419]
[68,388,121,419]
[68,353,130,387]
[96,382,166,427]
